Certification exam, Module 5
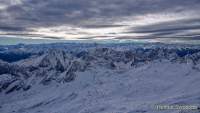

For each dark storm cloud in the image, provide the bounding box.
[0,26,26,31]
[125,18,200,40]
[0,33,63,39]
[82,25,127,29]
[0,0,200,41]
[131,18,200,33]
[1,0,200,27]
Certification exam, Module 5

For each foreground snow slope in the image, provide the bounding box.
[1,61,200,113]
[0,43,200,113]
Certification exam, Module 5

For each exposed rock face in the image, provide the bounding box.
[0,45,200,94]
[1,43,200,113]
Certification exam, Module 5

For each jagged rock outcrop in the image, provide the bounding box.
[1,45,200,94]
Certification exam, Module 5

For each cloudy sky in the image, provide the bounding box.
[0,0,200,43]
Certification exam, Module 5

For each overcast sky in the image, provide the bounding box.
[0,0,200,43]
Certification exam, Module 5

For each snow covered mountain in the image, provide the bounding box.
[0,43,200,113]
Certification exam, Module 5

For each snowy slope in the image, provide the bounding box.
[0,43,200,113]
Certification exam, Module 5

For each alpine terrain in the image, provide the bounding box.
[0,43,200,113]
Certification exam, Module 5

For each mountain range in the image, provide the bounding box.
[0,43,200,113]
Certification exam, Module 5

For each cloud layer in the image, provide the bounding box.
[0,0,200,43]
